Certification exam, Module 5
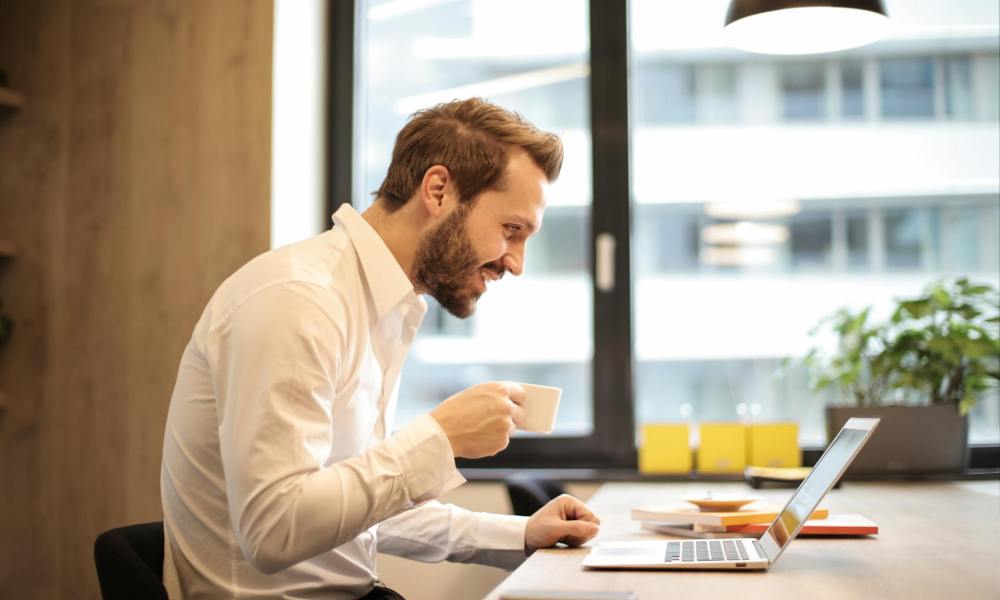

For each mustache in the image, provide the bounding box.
[479,261,506,280]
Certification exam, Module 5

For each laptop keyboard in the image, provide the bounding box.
[665,540,749,563]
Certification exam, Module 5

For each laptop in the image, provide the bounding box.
[582,417,880,571]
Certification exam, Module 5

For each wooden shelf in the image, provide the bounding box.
[0,86,25,109]
[0,240,14,258]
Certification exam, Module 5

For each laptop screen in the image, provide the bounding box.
[758,418,879,563]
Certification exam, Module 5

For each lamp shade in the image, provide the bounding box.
[723,0,889,55]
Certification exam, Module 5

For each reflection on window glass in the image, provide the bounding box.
[943,56,974,120]
[880,57,935,118]
[987,204,1000,273]
[638,63,696,124]
[884,208,924,269]
[790,212,832,269]
[781,62,826,121]
[840,61,865,119]
[634,206,700,274]
[358,0,593,435]
[423,298,474,337]
[497,78,589,131]
[636,359,824,428]
[698,64,738,123]
[846,210,869,269]
[529,208,588,274]
[980,54,1000,120]
[941,205,980,270]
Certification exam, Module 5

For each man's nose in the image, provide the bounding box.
[502,247,524,277]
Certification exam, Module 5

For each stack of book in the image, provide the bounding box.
[632,504,878,539]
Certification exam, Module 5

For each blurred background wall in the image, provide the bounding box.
[0,1,273,597]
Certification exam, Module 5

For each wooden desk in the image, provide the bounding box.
[485,481,1000,599]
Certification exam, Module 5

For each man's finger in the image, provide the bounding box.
[571,519,599,537]
[502,381,526,405]
[558,520,599,546]
[509,401,526,427]
[559,496,600,524]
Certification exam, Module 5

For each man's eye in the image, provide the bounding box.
[504,224,521,237]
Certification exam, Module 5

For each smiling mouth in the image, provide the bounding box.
[476,264,505,290]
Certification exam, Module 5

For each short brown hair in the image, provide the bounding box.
[375,98,563,210]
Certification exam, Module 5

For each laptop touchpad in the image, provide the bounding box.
[594,546,657,557]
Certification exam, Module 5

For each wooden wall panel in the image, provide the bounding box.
[0,3,72,596]
[0,1,273,597]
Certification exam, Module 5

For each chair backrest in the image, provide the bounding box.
[504,476,566,516]
[94,521,168,600]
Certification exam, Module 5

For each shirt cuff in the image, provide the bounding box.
[467,512,530,570]
[472,512,529,551]
[385,413,467,506]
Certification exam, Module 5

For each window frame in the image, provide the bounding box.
[331,0,637,469]
[328,0,999,472]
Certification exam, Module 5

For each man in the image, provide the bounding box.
[161,98,601,599]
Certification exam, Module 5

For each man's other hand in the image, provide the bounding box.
[524,494,600,554]
[430,381,525,458]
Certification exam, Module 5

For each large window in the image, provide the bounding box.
[337,0,1000,466]
[354,0,633,467]
[631,0,1000,446]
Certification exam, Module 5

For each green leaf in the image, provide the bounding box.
[958,338,998,359]
[930,286,952,308]
[957,305,981,320]
[963,284,993,296]
[899,299,933,319]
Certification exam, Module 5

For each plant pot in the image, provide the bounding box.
[825,405,968,474]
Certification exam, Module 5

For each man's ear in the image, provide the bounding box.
[419,164,451,218]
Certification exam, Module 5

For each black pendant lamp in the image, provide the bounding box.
[723,0,890,55]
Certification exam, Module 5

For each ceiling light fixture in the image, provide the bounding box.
[723,0,890,55]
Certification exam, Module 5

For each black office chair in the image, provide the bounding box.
[94,521,168,600]
[504,475,567,516]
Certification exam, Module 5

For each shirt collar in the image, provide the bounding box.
[332,204,418,320]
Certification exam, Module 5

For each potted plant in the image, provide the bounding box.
[802,277,999,474]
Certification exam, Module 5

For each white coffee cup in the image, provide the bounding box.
[514,383,562,434]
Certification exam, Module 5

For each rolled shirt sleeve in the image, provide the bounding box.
[206,283,466,574]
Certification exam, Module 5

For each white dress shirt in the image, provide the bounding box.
[161,205,528,599]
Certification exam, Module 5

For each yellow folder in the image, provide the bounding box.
[747,422,801,468]
[638,424,691,474]
[697,423,747,473]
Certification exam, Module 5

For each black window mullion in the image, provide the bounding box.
[328,0,356,214]
[589,0,635,468]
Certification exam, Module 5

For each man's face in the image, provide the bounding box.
[414,151,548,318]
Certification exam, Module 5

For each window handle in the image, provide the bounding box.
[596,232,616,292]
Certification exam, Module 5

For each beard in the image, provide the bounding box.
[413,204,503,319]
